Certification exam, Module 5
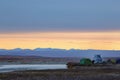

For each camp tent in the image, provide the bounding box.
[116,59,120,64]
[80,58,92,65]
[93,55,102,64]
[107,59,116,64]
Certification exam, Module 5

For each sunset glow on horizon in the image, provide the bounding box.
[0,31,120,50]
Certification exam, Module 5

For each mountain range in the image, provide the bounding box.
[0,48,120,58]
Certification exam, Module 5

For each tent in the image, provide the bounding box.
[93,55,102,64]
[116,59,120,64]
[80,58,92,65]
[107,59,116,64]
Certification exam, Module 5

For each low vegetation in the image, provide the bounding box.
[0,68,120,80]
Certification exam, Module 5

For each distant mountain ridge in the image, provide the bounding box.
[0,48,120,58]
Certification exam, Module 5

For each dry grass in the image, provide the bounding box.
[0,68,120,80]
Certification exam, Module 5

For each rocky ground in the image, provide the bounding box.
[0,68,120,80]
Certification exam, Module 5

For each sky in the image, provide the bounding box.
[0,0,120,50]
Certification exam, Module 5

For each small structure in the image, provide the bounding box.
[107,59,116,64]
[116,59,120,64]
[93,55,102,64]
[80,58,92,65]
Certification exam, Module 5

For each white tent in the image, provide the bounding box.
[93,55,102,64]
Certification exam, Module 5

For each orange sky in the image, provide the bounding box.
[0,31,120,50]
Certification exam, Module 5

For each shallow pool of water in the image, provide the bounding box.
[0,64,67,73]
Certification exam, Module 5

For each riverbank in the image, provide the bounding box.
[0,68,120,80]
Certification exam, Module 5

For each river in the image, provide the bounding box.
[0,64,67,73]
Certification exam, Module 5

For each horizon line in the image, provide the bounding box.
[0,48,120,51]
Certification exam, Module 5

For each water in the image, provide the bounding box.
[0,64,67,73]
